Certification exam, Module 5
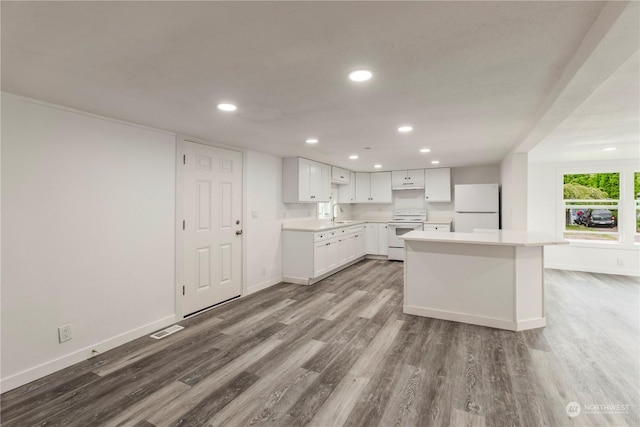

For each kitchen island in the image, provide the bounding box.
[401,230,568,331]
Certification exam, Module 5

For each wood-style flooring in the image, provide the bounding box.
[1,260,639,426]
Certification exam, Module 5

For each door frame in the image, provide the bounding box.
[174,134,248,319]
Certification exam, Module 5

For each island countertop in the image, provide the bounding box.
[400,230,568,247]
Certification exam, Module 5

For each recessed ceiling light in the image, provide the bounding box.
[348,69,373,82]
[431,160,440,164]
[420,148,431,153]
[602,147,617,151]
[374,164,382,168]
[349,155,359,160]
[305,138,319,144]
[398,126,413,133]
[217,103,237,112]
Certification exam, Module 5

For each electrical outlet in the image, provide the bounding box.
[58,324,72,343]
[261,266,267,276]
[617,258,624,266]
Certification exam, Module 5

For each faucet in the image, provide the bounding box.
[332,203,341,222]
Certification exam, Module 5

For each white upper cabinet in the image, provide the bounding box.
[338,171,357,203]
[355,172,392,203]
[355,173,371,203]
[283,157,331,203]
[331,166,350,184]
[424,168,451,202]
[370,172,393,202]
[392,169,425,190]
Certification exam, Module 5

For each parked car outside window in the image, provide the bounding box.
[574,209,616,228]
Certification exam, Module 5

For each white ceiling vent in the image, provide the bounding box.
[150,324,184,339]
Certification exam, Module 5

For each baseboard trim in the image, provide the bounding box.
[283,257,367,286]
[365,255,388,260]
[247,277,282,295]
[404,305,523,331]
[282,276,310,285]
[0,314,177,393]
[545,263,640,277]
[516,317,546,331]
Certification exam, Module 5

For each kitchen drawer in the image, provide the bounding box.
[424,224,451,232]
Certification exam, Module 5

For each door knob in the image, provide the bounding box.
[236,230,243,236]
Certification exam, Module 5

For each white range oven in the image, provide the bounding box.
[388,209,427,261]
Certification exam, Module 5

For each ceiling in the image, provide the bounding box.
[529,51,639,163]
[1,1,638,171]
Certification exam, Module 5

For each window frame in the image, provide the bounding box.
[317,201,332,220]
[557,166,639,247]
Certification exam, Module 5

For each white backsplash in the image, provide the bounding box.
[393,189,425,209]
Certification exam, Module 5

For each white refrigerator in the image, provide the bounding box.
[454,184,500,232]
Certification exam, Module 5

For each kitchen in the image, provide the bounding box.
[281,159,501,277]
[2,1,639,425]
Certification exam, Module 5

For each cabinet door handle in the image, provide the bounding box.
[236,230,243,236]
[326,242,331,246]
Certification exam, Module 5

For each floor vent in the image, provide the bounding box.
[150,324,184,339]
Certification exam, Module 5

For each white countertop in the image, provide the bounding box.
[282,220,367,232]
[401,230,568,247]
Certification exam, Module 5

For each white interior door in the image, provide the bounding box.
[182,141,242,316]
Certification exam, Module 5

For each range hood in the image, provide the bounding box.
[392,183,425,190]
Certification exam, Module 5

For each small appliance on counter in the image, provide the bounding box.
[454,184,500,232]
[387,209,427,261]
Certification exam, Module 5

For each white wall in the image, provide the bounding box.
[0,94,320,392]
[1,94,177,391]
[500,152,528,230]
[245,150,315,294]
[528,158,639,276]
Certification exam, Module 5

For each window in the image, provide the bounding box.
[563,173,620,242]
[318,202,331,219]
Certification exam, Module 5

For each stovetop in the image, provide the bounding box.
[390,208,427,223]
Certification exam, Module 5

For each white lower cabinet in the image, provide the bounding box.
[283,224,367,284]
[337,236,349,265]
[365,223,379,254]
[314,239,340,277]
[365,222,389,255]
[354,232,366,258]
[313,241,329,277]
[378,223,388,255]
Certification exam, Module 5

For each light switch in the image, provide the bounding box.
[251,210,258,219]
